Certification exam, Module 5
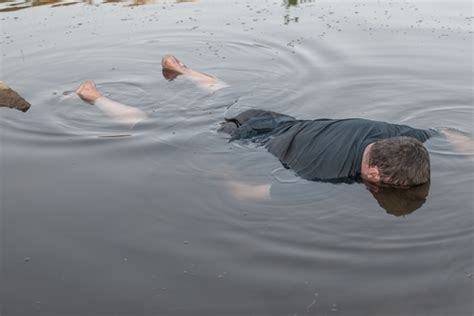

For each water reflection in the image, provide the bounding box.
[0,0,195,12]
[0,0,70,12]
[284,14,298,25]
[366,182,431,217]
[282,0,314,25]
[0,0,312,16]
[283,0,314,8]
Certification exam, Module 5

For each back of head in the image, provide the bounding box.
[369,136,430,187]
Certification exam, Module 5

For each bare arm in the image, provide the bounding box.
[76,80,147,128]
[226,180,272,202]
[441,128,474,157]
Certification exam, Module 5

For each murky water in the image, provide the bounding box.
[1,0,473,315]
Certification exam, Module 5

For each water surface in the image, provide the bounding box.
[1,0,473,315]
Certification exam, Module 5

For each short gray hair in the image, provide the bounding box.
[369,137,430,187]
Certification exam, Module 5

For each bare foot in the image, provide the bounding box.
[161,55,189,80]
[76,80,101,104]
[161,55,188,72]
[161,54,228,91]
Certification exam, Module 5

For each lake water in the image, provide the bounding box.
[1,0,473,315]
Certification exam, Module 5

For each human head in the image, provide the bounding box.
[368,136,430,187]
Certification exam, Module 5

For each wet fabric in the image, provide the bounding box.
[221,109,434,183]
[219,109,296,141]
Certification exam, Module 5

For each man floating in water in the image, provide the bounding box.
[75,55,472,213]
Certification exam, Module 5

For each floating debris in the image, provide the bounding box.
[0,81,31,112]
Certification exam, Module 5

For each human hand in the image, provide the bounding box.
[75,80,101,104]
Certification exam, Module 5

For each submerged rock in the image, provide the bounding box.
[0,81,31,112]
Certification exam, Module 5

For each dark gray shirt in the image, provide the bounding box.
[264,118,433,182]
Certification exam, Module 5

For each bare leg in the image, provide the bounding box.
[161,55,228,92]
[75,80,147,128]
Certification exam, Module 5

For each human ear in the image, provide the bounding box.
[368,166,381,182]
